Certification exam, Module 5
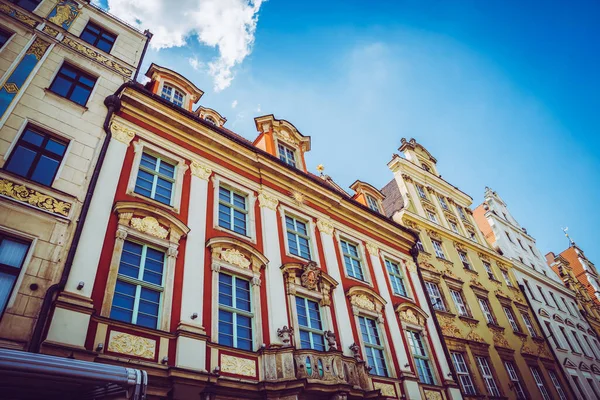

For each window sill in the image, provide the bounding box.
[437,257,453,266]
[345,275,372,287]
[458,315,479,324]
[464,267,478,275]
[285,251,313,264]
[512,331,528,338]
[213,224,257,245]
[43,88,88,114]
[555,348,568,353]
[126,189,180,214]
[487,323,504,331]
[434,310,456,318]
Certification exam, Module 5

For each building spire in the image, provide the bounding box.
[562,227,576,246]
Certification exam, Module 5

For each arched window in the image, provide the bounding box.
[205,115,218,125]
[161,83,185,107]
[421,163,431,172]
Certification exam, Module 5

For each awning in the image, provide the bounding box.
[0,348,147,400]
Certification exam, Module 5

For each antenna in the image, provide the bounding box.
[562,227,575,246]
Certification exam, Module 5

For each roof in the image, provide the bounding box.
[145,63,204,101]
[381,179,405,218]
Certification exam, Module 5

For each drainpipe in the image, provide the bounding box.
[518,283,578,400]
[133,29,153,83]
[410,245,461,395]
[29,83,133,352]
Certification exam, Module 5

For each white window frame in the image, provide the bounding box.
[357,315,390,377]
[427,210,439,223]
[415,238,425,252]
[365,194,381,213]
[0,227,37,311]
[458,251,471,269]
[504,360,527,400]
[483,261,495,280]
[127,140,187,213]
[503,306,521,332]
[452,352,477,395]
[158,81,187,108]
[501,269,513,287]
[449,221,460,234]
[425,281,446,311]
[134,152,177,207]
[384,258,409,297]
[212,175,257,243]
[294,295,327,350]
[431,239,446,259]
[276,141,298,168]
[406,329,436,385]
[476,356,501,397]
[521,313,537,337]
[450,289,469,317]
[416,184,427,199]
[217,272,254,350]
[478,297,496,324]
[279,206,319,263]
[530,366,552,400]
[437,195,449,210]
[336,231,371,284]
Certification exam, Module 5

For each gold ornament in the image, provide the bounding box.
[107,331,156,359]
[0,178,71,217]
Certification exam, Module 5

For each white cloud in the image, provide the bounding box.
[106,0,265,91]
[231,100,238,108]
[256,104,261,112]
[188,56,204,70]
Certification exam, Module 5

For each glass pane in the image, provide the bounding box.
[97,39,113,53]
[5,146,37,178]
[0,238,29,268]
[136,313,158,329]
[45,138,67,156]
[78,74,96,88]
[299,330,311,349]
[59,66,77,79]
[50,76,72,97]
[30,155,59,185]
[0,272,17,314]
[70,85,91,105]
[21,129,44,146]
[158,161,175,178]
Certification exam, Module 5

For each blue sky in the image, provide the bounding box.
[101,0,599,263]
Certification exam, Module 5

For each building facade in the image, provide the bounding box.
[382,138,569,399]
[41,65,461,400]
[0,0,148,353]
[475,187,600,399]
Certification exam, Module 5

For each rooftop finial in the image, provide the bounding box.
[562,227,575,246]
[316,164,324,176]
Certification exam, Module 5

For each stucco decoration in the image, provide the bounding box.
[427,229,442,241]
[436,315,463,339]
[61,37,134,77]
[454,242,468,253]
[373,381,396,397]
[351,294,375,311]
[404,259,417,273]
[47,0,80,30]
[130,216,169,239]
[275,128,299,146]
[478,252,491,262]
[0,3,38,27]
[220,354,256,377]
[424,391,443,400]
[492,330,510,349]
[220,248,251,269]
[107,331,156,360]
[399,308,425,327]
[300,261,320,290]
[42,25,60,37]
[291,190,305,206]
[0,178,72,217]
[190,161,212,180]
[401,174,414,183]
[365,242,379,256]
[316,218,334,235]
[258,191,278,210]
[111,121,136,144]
[404,220,420,231]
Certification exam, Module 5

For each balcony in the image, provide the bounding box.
[293,349,372,390]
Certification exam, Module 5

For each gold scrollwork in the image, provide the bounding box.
[373,382,396,397]
[26,37,51,61]
[61,37,133,77]
[0,4,38,27]
[0,178,71,217]
[130,216,168,239]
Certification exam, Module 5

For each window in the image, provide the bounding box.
[458,251,471,269]
[501,270,513,287]
[504,361,527,400]
[416,184,427,199]
[571,301,580,317]
[469,231,478,243]
[530,366,551,400]
[457,205,467,220]
[503,306,521,332]
[218,273,252,350]
[80,21,117,53]
[49,64,96,106]
[8,0,40,12]
[431,240,446,259]
[366,194,380,212]
[523,280,537,300]
[450,290,470,317]
[406,330,435,384]
[505,231,514,243]
[476,356,501,396]
[559,326,576,352]
[550,292,563,311]
[548,370,567,400]
[478,297,496,324]
[425,281,445,311]
[451,352,476,395]
[0,234,30,318]
[449,221,460,233]
[421,163,431,172]
[438,195,449,210]
[4,126,68,186]
[545,322,562,349]
[572,376,588,400]
[110,240,164,329]
[572,330,587,355]
[385,259,407,297]
[415,239,425,252]
[358,316,387,376]
[587,378,600,399]
[341,240,365,281]
[205,115,217,125]
[517,238,526,250]
[537,286,550,306]
[134,153,175,205]
[521,313,537,337]
[583,335,600,359]
[218,186,248,236]
[0,27,12,49]
[483,261,495,279]
[285,216,311,259]
[296,296,325,350]
[529,245,538,257]
[427,210,438,223]
[160,84,184,107]
[277,143,296,167]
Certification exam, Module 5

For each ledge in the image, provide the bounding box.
[43,88,89,114]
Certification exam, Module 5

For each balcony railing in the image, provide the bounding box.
[293,349,372,390]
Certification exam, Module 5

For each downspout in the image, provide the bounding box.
[518,283,578,400]
[133,30,153,83]
[410,245,461,394]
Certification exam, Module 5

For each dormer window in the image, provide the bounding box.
[161,84,185,107]
[421,163,431,172]
[366,194,381,212]
[205,115,217,125]
[278,143,296,167]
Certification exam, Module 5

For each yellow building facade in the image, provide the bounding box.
[382,138,571,399]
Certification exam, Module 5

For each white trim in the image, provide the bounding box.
[274,139,300,169]
[335,231,372,285]
[278,204,321,265]
[354,313,395,378]
[211,174,257,244]
[380,253,412,299]
[290,294,330,350]
[157,79,188,109]
[0,27,15,54]
[1,227,37,310]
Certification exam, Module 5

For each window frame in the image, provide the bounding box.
[134,152,177,206]
[521,312,537,337]
[283,213,313,261]
[218,185,249,237]
[530,366,552,400]
[338,235,369,283]
[79,20,118,53]
[358,315,389,377]
[415,183,427,199]
[384,258,409,298]
[365,194,381,213]
[211,175,258,243]
[127,139,188,213]
[501,269,513,287]
[476,356,501,397]
[482,261,495,280]
[547,370,567,400]
[48,62,98,107]
[503,306,521,333]
[8,0,41,12]
[449,220,460,234]
[478,297,496,325]
[160,82,186,107]
[450,289,470,317]
[437,195,449,210]
[425,281,446,312]
[431,239,446,259]
[427,210,439,223]
[217,272,254,351]
[451,352,477,395]
[406,329,435,385]
[0,26,14,52]
[295,295,327,351]
[3,123,70,187]
[504,360,527,400]
[0,229,36,319]
[457,250,472,269]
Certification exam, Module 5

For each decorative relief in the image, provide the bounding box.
[277,325,293,347]
[190,161,212,180]
[424,391,443,400]
[26,37,51,61]
[365,242,379,256]
[300,261,320,290]
[257,191,278,210]
[426,229,442,241]
[61,37,133,77]
[130,216,168,239]
[437,315,463,339]
[291,190,305,206]
[107,331,156,360]
[316,218,334,235]
[0,3,38,27]
[111,122,136,144]
[47,0,80,30]
[351,294,375,311]
[0,178,72,217]
[404,220,420,231]
[220,354,256,377]
[404,259,417,273]
[401,173,413,183]
[220,248,251,269]
[42,25,60,37]
[373,381,396,397]
[3,83,18,94]
[399,308,425,327]
[275,128,299,146]
[454,242,467,253]
[478,252,490,262]
[492,330,510,348]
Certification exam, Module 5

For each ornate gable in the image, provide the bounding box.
[281,261,338,306]
[207,236,268,275]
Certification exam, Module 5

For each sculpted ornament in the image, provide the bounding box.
[316,218,334,235]
[220,248,251,269]
[350,294,375,311]
[277,325,293,346]
[111,122,136,144]
[258,191,278,210]
[190,161,212,180]
[300,261,320,290]
[366,242,379,256]
[399,309,424,326]
[130,216,168,239]
[424,391,443,400]
[404,259,417,273]
[492,330,510,348]
[349,343,362,361]
[107,331,156,359]
[220,354,256,377]
[0,178,72,217]
[373,382,396,397]
[275,128,299,146]
[324,330,338,351]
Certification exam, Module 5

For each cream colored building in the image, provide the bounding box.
[382,138,570,400]
[0,0,149,351]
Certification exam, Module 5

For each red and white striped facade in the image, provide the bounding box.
[44,65,461,400]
